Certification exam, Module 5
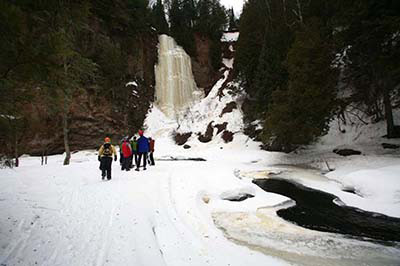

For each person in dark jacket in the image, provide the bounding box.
[98,137,117,180]
[135,130,149,171]
[148,137,155,166]
[118,138,124,166]
[121,138,132,171]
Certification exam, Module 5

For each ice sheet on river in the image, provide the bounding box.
[213,205,400,266]
[212,167,400,266]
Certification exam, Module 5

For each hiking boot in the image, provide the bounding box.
[143,167,147,170]
[135,168,139,171]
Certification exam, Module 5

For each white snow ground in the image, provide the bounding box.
[1,135,399,266]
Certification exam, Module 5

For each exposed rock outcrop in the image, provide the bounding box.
[220,102,237,117]
[382,143,400,149]
[214,122,228,135]
[192,33,215,91]
[333,148,362,156]
[198,122,214,143]
[174,132,192,146]
[221,131,234,143]
[26,90,126,156]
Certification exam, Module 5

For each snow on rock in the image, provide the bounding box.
[220,186,255,201]
[221,32,239,42]
[145,66,246,147]
[326,164,400,217]
[0,114,17,120]
[222,58,234,69]
[125,81,138,87]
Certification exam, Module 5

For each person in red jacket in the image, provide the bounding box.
[121,137,132,171]
[148,137,155,166]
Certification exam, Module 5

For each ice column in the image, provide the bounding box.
[155,34,199,118]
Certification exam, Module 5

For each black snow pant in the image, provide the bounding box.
[136,152,147,169]
[100,156,113,180]
[121,156,131,171]
[129,154,134,168]
[133,151,138,167]
[149,151,155,166]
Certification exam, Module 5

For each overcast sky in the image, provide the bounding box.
[220,0,245,16]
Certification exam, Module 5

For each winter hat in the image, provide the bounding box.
[138,130,144,136]
[104,137,111,143]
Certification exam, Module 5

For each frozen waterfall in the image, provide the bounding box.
[155,34,201,118]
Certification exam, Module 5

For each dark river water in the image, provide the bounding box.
[253,178,400,243]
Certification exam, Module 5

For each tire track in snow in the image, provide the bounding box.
[41,178,124,266]
[95,181,119,266]
[1,219,33,264]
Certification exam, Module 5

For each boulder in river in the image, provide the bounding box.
[333,148,362,156]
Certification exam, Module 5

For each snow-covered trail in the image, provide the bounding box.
[0,157,164,266]
[0,149,287,266]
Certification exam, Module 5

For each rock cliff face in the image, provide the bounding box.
[191,33,215,91]
[191,33,236,96]
[27,91,125,156]
[23,33,158,156]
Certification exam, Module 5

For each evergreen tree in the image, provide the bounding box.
[207,0,227,70]
[196,0,212,34]
[227,8,238,31]
[263,18,338,151]
[42,1,97,165]
[236,0,340,150]
[235,0,268,89]
[182,0,197,28]
[236,0,294,122]
[169,0,196,55]
[0,1,48,163]
[151,0,169,34]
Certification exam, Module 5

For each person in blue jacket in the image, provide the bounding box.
[135,129,149,171]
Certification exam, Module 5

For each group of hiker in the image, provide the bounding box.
[98,130,155,180]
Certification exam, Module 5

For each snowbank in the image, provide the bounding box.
[221,32,239,42]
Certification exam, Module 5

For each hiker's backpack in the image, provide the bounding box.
[103,143,112,156]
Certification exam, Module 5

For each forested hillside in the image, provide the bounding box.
[0,0,160,163]
[0,0,235,163]
[235,0,400,152]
